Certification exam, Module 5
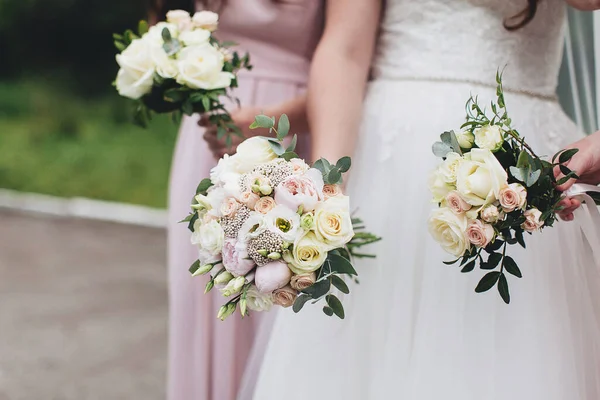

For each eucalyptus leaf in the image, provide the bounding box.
[281,151,299,161]
[268,141,286,156]
[432,141,453,158]
[497,273,510,304]
[251,114,274,129]
[302,279,330,299]
[331,275,350,294]
[312,158,331,176]
[277,114,290,140]
[509,166,528,183]
[286,134,298,152]
[326,294,345,319]
[516,150,531,168]
[475,271,501,293]
[292,293,311,313]
[328,168,342,184]
[526,169,541,187]
[323,306,334,316]
[336,156,352,173]
[327,253,358,276]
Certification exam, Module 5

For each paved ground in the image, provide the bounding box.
[0,210,167,400]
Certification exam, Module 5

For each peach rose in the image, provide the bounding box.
[239,191,260,209]
[481,205,501,223]
[522,208,544,232]
[220,197,240,218]
[445,191,471,215]
[499,183,527,212]
[466,219,495,248]
[272,285,297,308]
[275,168,324,212]
[290,272,316,291]
[323,184,342,199]
[290,158,310,174]
[254,196,276,214]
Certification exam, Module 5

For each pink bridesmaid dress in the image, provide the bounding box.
[167,1,323,399]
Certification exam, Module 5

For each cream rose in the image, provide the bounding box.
[192,11,219,31]
[283,232,329,274]
[272,286,298,308]
[239,191,260,209]
[428,207,470,257]
[445,191,472,215]
[455,148,508,206]
[290,158,310,175]
[466,219,495,248]
[232,137,277,174]
[191,218,224,257]
[146,22,179,45]
[246,286,273,312]
[220,197,240,218]
[115,39,156,99]
[438,152,463,184]
[428,170,454,203]
[179,29,211,46]
[474,124,504,152]
[290,272,316,291]
[254,261,292,293]
[498,183,527,212]
[313,195,354,248]
[166,9,192,31]
[210,154,237,185]
[455,129,475,149]
[275,168,324,212]
[522,208,544,232]
[323,184,342,199]
[254,196,276,214]
[481,204,501,223]
[176,44,234,90]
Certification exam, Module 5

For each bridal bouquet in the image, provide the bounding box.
[428,72,579,303]
[113,10,251,142]
[182,114,380,320]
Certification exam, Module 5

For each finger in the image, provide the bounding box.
[556,157,584,192]
[198,114,210,127]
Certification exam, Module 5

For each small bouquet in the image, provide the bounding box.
[113,10,251,143]
[182,114,380,320]
[428,72,579,303]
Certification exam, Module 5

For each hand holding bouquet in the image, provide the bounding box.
[428,72,580,303]
[113,10,251,144]
[182,114,380,320]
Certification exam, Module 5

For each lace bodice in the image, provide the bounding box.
[373,0,566,97]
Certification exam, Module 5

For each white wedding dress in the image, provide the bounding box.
[248,1,600,399]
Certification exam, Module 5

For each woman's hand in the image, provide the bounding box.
[200,106,270,159]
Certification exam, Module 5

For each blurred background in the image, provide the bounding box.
[0,2,597,399]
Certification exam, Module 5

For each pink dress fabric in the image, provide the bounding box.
[167,2,323,400]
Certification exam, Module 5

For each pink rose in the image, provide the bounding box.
[290,272,316,291]
[220,197,240,218]
[323,184,342,199]
[254,260,292,293]
[445,191,471,214]
[272,285,297,308]
[481,205,500,223]
[239,191,260,209]
[466,219,495,248]
[522,208,544,232]
[498,183,527,212]
[222,238,256,277]
[254,196,276,214]
[275,168,324,212]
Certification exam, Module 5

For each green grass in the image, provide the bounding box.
[0,81,179,208]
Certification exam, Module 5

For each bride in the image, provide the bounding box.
[247,0,600,399]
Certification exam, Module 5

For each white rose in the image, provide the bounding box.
[428,207,470,257]
[438,152,463,184]
[455,129,475,149]
[166,10,192,31]
[474,124,504,152]
[179,29,211,46]
[455,148,508,207]
[481,204,501,223]
[149,44,178,78]
[428,170,454,203]
[191,218,224,258]
[283,232,329,275]
[210,154,237,185]
[246,286,273,312]
[231,137,277,174]
[192,11,219,31]
[314,195,354,248]
[115,39,155,99]
[522,208,544,232]
[146,22,179,45]
[205,186,226,218]
[265,205,302,242]
[176,44,234,90]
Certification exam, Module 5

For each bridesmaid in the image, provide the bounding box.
[163,1,324,399]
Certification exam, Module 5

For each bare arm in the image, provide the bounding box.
[564,0,600,10]
[308,0,382,162]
